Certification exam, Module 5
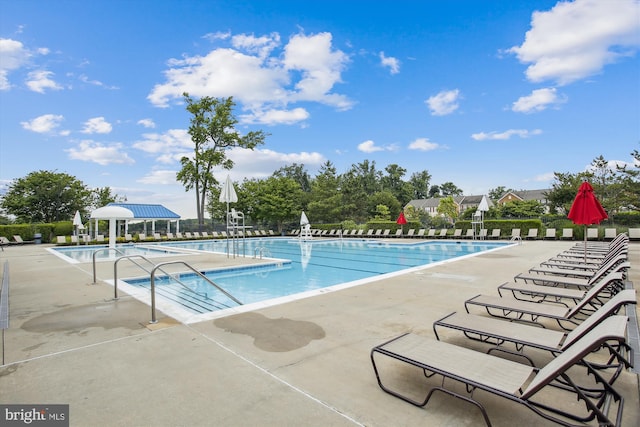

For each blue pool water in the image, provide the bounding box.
[50,244,183,263]
[117,238,508,316]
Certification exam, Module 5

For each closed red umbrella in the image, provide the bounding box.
[396,212,407,236]
[567,181,608,262]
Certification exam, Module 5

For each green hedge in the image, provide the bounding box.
[0,221,76,243]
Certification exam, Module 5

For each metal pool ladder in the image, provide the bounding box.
[149,261,242,323]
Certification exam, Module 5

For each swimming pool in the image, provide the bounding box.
[49,244,184,263]
[114,238,509,322]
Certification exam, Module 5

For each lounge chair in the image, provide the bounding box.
[393,229,402,238]
[527,255,629,280]
[192,232,201,238]
[175,232,184,239]
[515,261,629,290]
[371,316,627,427]
[561,228,573,240]
[628,228,640,240]
[138,233,146,241]
[540,253,628,273]
[124,233,133,242]
[12,235,27,244]
[478,229,488,239]
[96,235,105,242]
[586,228,599,240]
[452,229,463,239]
[382,229,390,237]
[497,271,624,306]
[433,309,633,368]
[525,229,538,240]
[184,232,193,239]
[201,231,209,238]
[366,229,374,236]
[544,228,556,240]
[375,229,382,236]
[56,236,67,244]
[70,236,78,244]
[426,229,436,238]
[604,228,617,241]
[356,229,364,237]
[153,233,162,240]
[0,236,10,250]
[166,232,174,239]
[406,229,415,238]
[437,229,447,238]
[551,235,628,263]
[416,229,425,238]
[464,283,633,330]
[510,228,521,239]
[489,229,501,239]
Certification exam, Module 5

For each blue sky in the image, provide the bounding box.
[1,0,638,219]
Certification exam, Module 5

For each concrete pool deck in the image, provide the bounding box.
[0,239,638,426]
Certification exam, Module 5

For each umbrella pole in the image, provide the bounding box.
[583,225,587,263]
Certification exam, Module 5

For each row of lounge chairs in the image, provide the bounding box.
[371,233,635,426]
[0,235,31,250]
[55,229,278,244]
[294,227,629,240]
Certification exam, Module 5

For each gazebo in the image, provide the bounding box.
[90,203,181,246]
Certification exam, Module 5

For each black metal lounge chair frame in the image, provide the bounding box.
[371,327,626,427]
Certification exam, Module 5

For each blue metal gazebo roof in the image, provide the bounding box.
[106,203,180,220]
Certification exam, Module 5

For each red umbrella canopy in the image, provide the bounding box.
[396,212,407,225]
[567,182,608,225]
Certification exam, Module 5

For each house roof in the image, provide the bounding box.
[499,189,549,203]
[106,203,180,219]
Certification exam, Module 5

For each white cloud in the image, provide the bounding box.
[148,31,353,122]
[408,138,440,151]
[132,129,192,163]
[138,169,179,185]
[202,31,231,42]
[137,118,156,128]
[357,140,398,153]
[66,140,135,165]
[26,70,62,93]
[425,89,461,116]
[471,128,543,141]
[239,107,310,125]
[509,0,640,85]
[533,172,555,182]
[81,117,113,134]
[231,32,280,58]
[511,87,566,113]
[0,38,30,90]
[223,147,326,181]
[21,114,64,133]
[379,51,400,74]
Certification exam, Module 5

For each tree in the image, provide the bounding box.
[249,176,303,232]
[1,170,92,223]
[367,190,400,220]
[307,161,342,223]
[92,186,124,209]
[341,160,382,222]
[437,196,458,223]
[499,200,544,218]
[177,93,267,227]
[488,186,512,201]
[439,181,463,196]
[616,148,640,211]
[409,170,432,199]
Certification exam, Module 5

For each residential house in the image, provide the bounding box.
[406,195,493,218]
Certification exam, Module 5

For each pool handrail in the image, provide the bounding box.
[150,261,243,323]
[93,247,128,284]
[113,254,165,300]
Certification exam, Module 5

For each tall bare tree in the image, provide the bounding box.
[177,93,267,227]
